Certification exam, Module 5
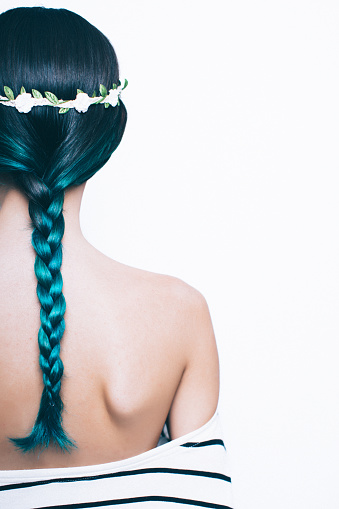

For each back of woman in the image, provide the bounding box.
[0,7,233,508]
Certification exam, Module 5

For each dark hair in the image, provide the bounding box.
[0,7,127,453]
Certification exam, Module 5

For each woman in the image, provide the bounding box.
[0,6,232,508]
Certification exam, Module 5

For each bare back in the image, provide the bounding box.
[0,211,219,469]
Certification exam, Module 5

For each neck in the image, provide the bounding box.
[0,183,86,247]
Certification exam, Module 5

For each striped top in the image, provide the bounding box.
[0,412,233,509]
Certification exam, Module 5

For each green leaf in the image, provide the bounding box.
[94,97,104,104]
[104,102,110,108]
[4,86,14,101]
[45,91,59,105]
[59,107,70,114]
[77,89,84,94]
[20,86,26,94]
[32,89,43,99]
[122,79,128,90]
[92,91,97,98]
[112,83,117,90]
[99,84,107,97]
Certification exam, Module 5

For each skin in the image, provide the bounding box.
[0,183,219,469]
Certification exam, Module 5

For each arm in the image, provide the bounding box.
[167,288,220,439]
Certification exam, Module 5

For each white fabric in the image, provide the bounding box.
[0,412,233,508]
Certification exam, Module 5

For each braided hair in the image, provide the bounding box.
[0,7,127,452]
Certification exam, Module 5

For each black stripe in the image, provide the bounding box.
[36,495,233,509]
[0,467,231,492]
[181,439,225,449]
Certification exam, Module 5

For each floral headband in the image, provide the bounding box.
[0,79,128,114]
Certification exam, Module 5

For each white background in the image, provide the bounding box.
[2,1,339,507]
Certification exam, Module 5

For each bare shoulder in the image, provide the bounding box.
[118,266,220,438]
[112,262,212,329]
[83,248,213,341]
[95,251,205,312]
[155,274,216,348]
[82,249,220,438]
[103,254,218,360]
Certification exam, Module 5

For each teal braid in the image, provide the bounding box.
[10,178,75,452]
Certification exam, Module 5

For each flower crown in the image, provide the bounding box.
[0,79,128,114]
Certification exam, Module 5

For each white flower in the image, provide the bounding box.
[15,93,33,113]
[106,88,120,107]
[73,92,91,113]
